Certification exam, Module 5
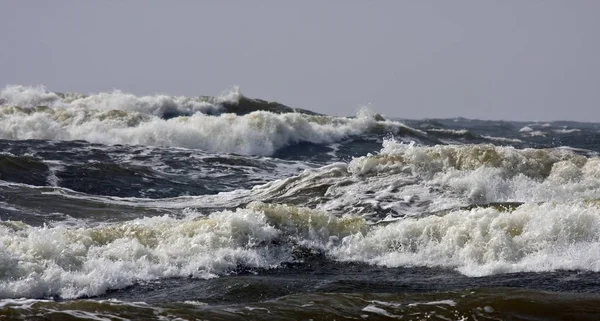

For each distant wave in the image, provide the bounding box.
[0,85,429,156]
[480,135,523,143]
[0,85,230,118]
[0,85,320,119]
[423,127,526,145]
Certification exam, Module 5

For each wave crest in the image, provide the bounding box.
[332,201,600,277]
[0,201,365,299]
[0,88,422,156]
[348,139,587,178]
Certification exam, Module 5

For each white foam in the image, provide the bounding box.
[519,127,547,137]
[0,298,51,308]
[0,209,281,299]
[481,135,523,143]
[332,201,600,277]
[22,139,596,221]
[554,128,581,134]
[519,126,533,132]
[427,128,470,135]
[348,139,585,179]
[0,85,228,117]
[0,203,364,299]
[407,300,456,307]
[249,139,600,218]
[529,131,547,137]
[362,305,400,318]
[4,198,600,299]
[0,87,413,156]
[43,160,64,187]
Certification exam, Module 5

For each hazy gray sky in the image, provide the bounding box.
[1,1,599,121]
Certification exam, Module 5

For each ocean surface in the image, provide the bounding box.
[1,85,600,320]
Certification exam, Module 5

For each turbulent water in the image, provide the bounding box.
[1,85,600,320]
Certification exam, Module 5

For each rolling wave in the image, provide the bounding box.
[3,199,600,300]
[0,153,51,186]
[0,85,429,156]
[249,139,600,219]
[2,138,600,300]
[0,85,229,118]
[0,202,364,299]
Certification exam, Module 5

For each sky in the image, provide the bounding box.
[1,1,599,121]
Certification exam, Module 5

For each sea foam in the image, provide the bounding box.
[332,201,600,277]
[0,203,363,299]
[3,200,600,299]
[250,139,600,217]
[0,86,411,156]
[0,85,231,117]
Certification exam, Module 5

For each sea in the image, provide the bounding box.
[1,85,600,320]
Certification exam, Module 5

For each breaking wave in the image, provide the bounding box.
[333,201,600,277]
[0,202,364,299]
[0,85,232,118]
[3,199,600,299]
[0,85,426,156]
[247,138,600,220]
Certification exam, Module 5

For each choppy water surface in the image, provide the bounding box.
[1,85,600,320]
